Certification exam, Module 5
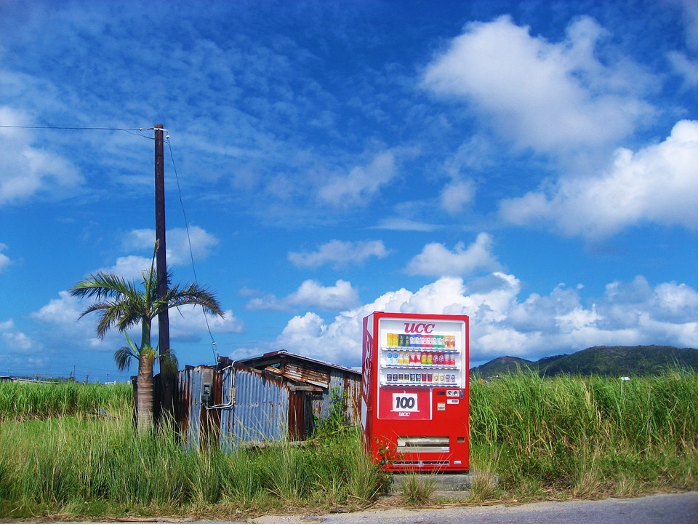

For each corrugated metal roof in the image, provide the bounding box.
[237,350,360,377]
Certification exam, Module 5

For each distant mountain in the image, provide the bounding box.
[471,345,698,377]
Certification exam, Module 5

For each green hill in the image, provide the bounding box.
[471,345,698,377]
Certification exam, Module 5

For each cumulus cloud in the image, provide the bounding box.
[0,107,83,206]
[247,279,359,312]
[32,287,244,351]
[0,319,34,351]
[123,226,219,266]
[169,306,244,342]
[317,151,397,207]
[96,255,153,281]
[499,120,698,238]
[405,232,501,277]
[272,274,697,366]
[288,240,390,269]
[422,16,655,154]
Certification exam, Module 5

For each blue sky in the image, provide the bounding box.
[0,0,697,382]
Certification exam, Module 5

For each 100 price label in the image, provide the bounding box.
[391,392,419,412]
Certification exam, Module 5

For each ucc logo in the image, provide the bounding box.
[403,322,435,334]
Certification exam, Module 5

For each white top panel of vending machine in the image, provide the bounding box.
[378,317,465,349]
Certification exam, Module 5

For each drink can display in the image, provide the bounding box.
[410,373,416,382]
[439,374,445,382]
[426,353,432,364]
[438,353,444,365]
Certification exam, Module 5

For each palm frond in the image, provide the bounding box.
[70,272,137,300]
[114,346,137,371]
[165,283,225,318]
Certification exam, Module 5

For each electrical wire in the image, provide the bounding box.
[0,124,150,131]
[164,135,219,362]
[0,124,155,141]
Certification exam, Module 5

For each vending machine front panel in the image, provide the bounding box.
[362,312,469,473]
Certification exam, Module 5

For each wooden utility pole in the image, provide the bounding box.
[154,124,175,422]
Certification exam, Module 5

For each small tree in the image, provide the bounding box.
[71,251,224,432]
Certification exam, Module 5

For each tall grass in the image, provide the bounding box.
[0,371,696,519]
[0,404,382,519]
[0,381,131,419]
[469,370,698,500]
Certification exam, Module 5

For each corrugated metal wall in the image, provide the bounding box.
[224,365,290,448]
[177,362,360,450]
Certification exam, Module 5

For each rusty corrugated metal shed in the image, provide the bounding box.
[177,351,362,449]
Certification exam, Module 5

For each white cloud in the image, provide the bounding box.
[0,319,34,351]
[169,306,244,341]
[31,287,244,352]
[317,151,397,207]
[667,51,698,90]
[272,274,698,366]
[440,179,475,215]
[0,107,83,205]
[247,279,360,312]
[499,120,698,238]
[98,255,153,281]
[372,218,441,232]
[123,225,219,266]
[32,290,86,326]
[288,240,390,269]
[422,16,655,154]
[0,243,11,273]
[405,232,501,277]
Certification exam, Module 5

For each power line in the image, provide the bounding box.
[0,124,151,131]
[165,136,219,361]
[0,124,155,140]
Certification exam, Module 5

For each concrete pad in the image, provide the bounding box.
[389,470,500,492]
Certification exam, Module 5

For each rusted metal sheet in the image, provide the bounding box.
[279,362,330,388]
[177,365,222,449]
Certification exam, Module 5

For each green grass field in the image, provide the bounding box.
[0,371,696,520]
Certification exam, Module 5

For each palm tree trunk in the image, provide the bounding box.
[136,352,155,432]
[136,319,154,433]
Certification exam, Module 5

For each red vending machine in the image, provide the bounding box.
[361,311,469,472]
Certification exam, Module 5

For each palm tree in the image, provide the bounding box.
[70,254,224,432]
